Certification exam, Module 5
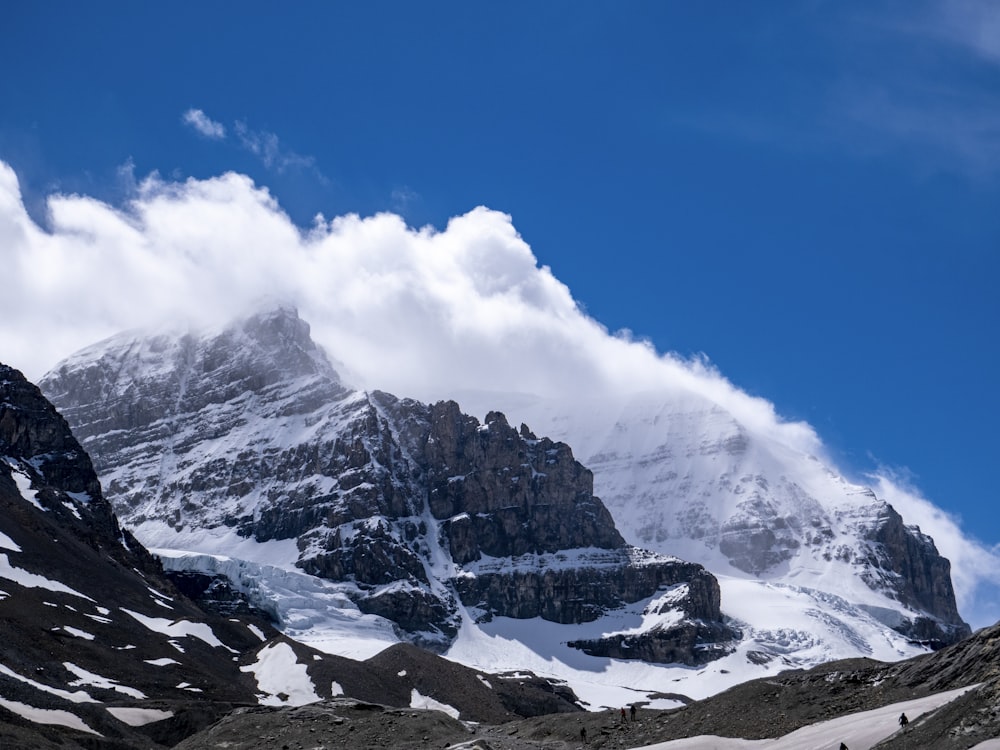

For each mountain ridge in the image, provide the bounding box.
[38,306,969,705]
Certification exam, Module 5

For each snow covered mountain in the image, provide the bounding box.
[0,361,635,747]
[451,388,970,646]
[37,307,970,708]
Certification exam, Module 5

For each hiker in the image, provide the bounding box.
[630,704,637,722]
[580,726,587,744]
[620,706,627,723]
[899,712,909,727]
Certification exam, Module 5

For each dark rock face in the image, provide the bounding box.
[564,568,739,666]
[0,363,270,747]
[40,308,736,662]
[418,402,624,561]
[857,504,970,645]
[0,363,160,575]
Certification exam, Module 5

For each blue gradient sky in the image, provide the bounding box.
[2,2,998,549]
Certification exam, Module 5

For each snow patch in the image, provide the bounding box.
[144,658,180,667]
[0,663,96,703]
[121,608,234,652]
[0,530,22,552]
[59,626,96,640]
[240,642,321,706]
[409,689,460,719]
[633,684,976,749]
[0,695,100,735]
[4,458,45,511]
[0,553,95,601]
[65,662,146,699]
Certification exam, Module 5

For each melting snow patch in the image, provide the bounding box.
[147,586,173,602]
[247,623,266,642]
[65,662,146,699]
[60,626,96,640]
[86,614,112,624]
[331,680,344,696]
[106,707,174,726]
[410,689,460,719]
[4,458,45,511]
[0,553,95,601]
[121,608,234,651]
[62,501,82,519]
[398,669,407,677]
[144,658,180,667]
[476,674,492,689]
[0,663,97,703]
[0,530,21,552]
[240,642,321,706]
[0,695,100,735]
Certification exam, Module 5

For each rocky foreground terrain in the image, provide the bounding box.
[172,621,1000,749]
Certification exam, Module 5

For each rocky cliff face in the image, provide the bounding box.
[857,503,965,645]
[40,308,737,661]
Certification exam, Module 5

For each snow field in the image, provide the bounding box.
[630,685,975,750]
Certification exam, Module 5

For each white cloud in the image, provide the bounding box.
[181,108,226,139]
[0,159,996,626]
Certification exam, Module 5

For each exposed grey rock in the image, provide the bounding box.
[857,503,969,645]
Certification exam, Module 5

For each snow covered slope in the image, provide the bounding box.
[454,389,970,645]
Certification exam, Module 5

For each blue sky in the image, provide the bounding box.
[2,3,998,558]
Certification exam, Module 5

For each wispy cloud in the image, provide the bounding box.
[179,110,326,182]
[673,3,1000,178]
[921,0,1000,63]
[181,108,226,140]
[234,120,322,178]
[390,186,420,212]
[831,79,1000,177]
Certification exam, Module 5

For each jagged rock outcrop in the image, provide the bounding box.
[418,403,624,561]
[857,503,967,645]
[40,308,736,662]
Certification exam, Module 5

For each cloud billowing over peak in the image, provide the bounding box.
[1,159,997,627]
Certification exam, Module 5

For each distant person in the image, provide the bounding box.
[899,713,909,727]
[630,704,637,722]
[580,726,587,744]
[620,706,627,723]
